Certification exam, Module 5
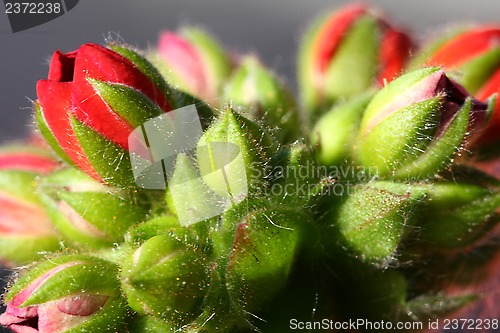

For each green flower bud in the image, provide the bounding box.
[166,153,224,227]
[311,92,373,166]
[125,215,181,245]
[332,181,426,266]
[224,56,300,143]
[1,255,127,333]
[38,168,150,250]
[197,107,275,199]
[419,182,500,247]
[217,201,310,312]
[357,67,487,179]
[125,214,212,251]
[120,234,210,324]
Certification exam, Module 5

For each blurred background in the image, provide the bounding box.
[0,0,498,331]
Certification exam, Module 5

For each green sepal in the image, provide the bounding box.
[267,141,322,207]
[169,90,216,130]
[125,213,214,252]
[5,255,120,304]
[89,79,164,128]
[214,201,311,313]
[166,153,223,226]
[358,97,441,177]
[297,13,326,117]
[108,43,173,101]
[456,48,500,94]
[58,191,148,241]
[5,254,128,332]
[120,234,209,321]
[197,107,274,198]
[360,67,441,127]
[334,181,426,266]
[394,99,470,179]
[311,92,374,166]
[324,16,379,100]
[125,215,181,245]
[38,168,149,249]
[35,102,73,166]
[70,115,136,188]
[419,183,500,247]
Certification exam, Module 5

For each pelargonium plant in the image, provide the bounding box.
[1,3,499,333]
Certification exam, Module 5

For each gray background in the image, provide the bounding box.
[1,0,499,141]
[0,0,498,331]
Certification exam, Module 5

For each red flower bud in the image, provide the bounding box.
[36,43,175,186]
[299,4,412,113]
[420,27,500,146]
[153,28,231,102]
[0,256,126,333]
[0,145,60,266]
[426,27,500,71]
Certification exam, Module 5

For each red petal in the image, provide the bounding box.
[57,294,108,316]
[0,194,56,236]
[48,50,77,82]
[70,44,171,149]
[427,27,500,69]
[314,4,366,74]
[476,68,500,101]
[377,29,412,85]
[0,154,58,174]
[36,80,101,180]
